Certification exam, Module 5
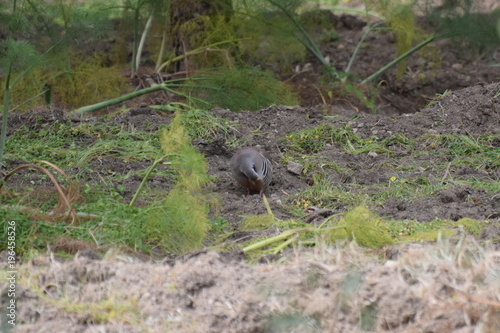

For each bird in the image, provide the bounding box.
[229,146,273,196]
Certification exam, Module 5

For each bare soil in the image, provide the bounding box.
[1,10,500,333]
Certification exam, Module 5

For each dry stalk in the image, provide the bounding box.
[0,162,78,223]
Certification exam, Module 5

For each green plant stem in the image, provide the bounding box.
[345,22,383,76]
[242,225,346,253]
[135,14,154,74]
[154,2,171,72]
[129,157,169,206]
[361,33,448,85]
[262,194,273,215]
[130,6,140,77]
[155,39,241,73]
[70,85,163,114]
[155,28,169,72]
[70,77,225,115]
[272,234,298,254]
[242,228,309,253]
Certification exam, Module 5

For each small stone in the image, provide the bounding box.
[384,260,398,268]
[287,161,304,175]
[367,151,378,158]
[451,63,463,70]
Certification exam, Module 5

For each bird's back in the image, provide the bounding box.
[230,147,273,194]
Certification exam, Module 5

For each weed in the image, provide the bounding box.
[236,11,307,70]
[328,206,394,249]
[54,55,130,108]
[144,111,210,254]
[184,66,299,111]
[209,217,229,234]
[180,107,231,140]
[293,174,369,210]
[426,90,452,108]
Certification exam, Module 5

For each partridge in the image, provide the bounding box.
[229,146,273,196]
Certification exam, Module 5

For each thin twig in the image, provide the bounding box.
[441,162,452,183]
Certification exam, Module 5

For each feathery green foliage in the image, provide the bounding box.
[0,0,117,163]
[328,206,394,248]
[235,11,307,70]
[184,67,298,111]
[54,56,130,108]
[424,0,500,49]
[145,112,210,254]
[263,0,331,67]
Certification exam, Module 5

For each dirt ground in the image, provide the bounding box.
[1,8,500,333]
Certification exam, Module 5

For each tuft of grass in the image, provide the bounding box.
[239,213,276,230]
[284,124,363,153]
[293,174,369,210]
[386,218,450,239]
[209,217,229,234]
[179,107,232,140]
[57,298,141,324]
[455,218,488,237]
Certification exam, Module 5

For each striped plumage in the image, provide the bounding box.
[229,146,273,196]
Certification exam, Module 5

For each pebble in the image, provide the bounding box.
[287,161,304,175]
